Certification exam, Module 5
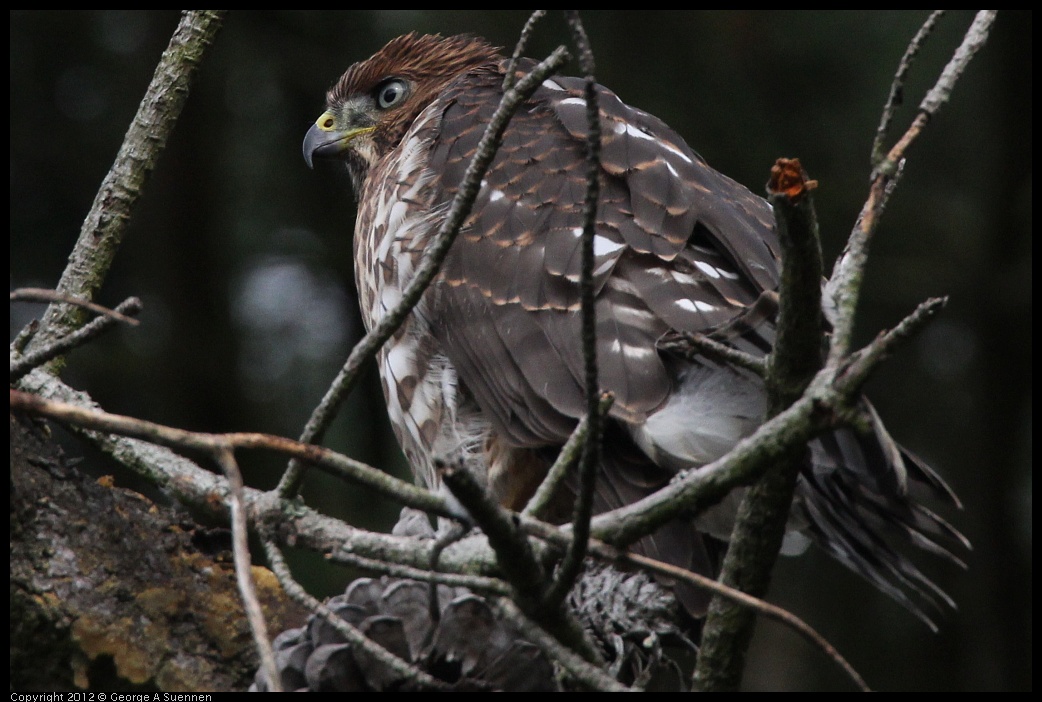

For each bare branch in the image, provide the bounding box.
[919,12,996,117]
[524,392,614,519]
[10,296,143,383]
[545,8,604,615]
[623,552,870,692]
[8,389,453,519]
[440,462,604,667]
[503,10,549,92]
[659,331,767,378]
[517,515,868,690]
[828,11,996,361]
[695,159,826,691]
[838,296,949,394]
[214,448,280,693]
[872,11,947,164]
[494,598,630,692]
[10,288,142,326]
[27,11,225,355]
[11,370,496,576]
[439,463,545,602]
[333,550,511,596]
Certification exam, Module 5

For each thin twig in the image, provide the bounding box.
[214,447,280,693]
[278,45,572,497]
[829,11,996,362]
[261,535,450,691]
[26,11,225,355]
[10,297,143,383]
[503,10,548,92]
[494,598,630,692]
[659,331,767,377]
[10,288,141,326]
[872,11,947,166]
[427,522,469,624]
[514,515,869,690]
[545,8,603,614]
[838,296,949,393]
[621,552,870,692]
[334,549,511,596]
[523,392,614,519]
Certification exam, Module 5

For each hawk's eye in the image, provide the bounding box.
[376,79,408,109]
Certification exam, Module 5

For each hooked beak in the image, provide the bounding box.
[303,110,374,169]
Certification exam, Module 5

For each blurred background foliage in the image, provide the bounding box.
[9,10,1030,691]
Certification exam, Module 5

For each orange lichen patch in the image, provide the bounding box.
[96,475,115,488]
[71,615,158,685]
[768,158,818,200]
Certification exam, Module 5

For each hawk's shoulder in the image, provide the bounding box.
[409,62,781,444]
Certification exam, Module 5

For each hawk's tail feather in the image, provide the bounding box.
[798,415,968,630]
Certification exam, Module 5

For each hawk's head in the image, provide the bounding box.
[303,33,500,194]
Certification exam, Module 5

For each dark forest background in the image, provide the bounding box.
[10,11,1031,691]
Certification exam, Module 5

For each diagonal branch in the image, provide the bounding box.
[439,461,604,668]
[828,10,996,361]
[24,11,225,359]
[11,296,142,383]
[544,9,604,613]
[524,392,614,519]
[872,10,948,166]
[261,534,450,691]
[580,290,955,552]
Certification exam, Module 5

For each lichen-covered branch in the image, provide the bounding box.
[26,11,225,358]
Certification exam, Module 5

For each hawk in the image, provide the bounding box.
[304,33,965,624]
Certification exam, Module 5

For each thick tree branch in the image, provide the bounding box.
[24,11,225,359]
[694,159,825,691]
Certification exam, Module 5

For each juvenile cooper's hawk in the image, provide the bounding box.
[304,33,965,623]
